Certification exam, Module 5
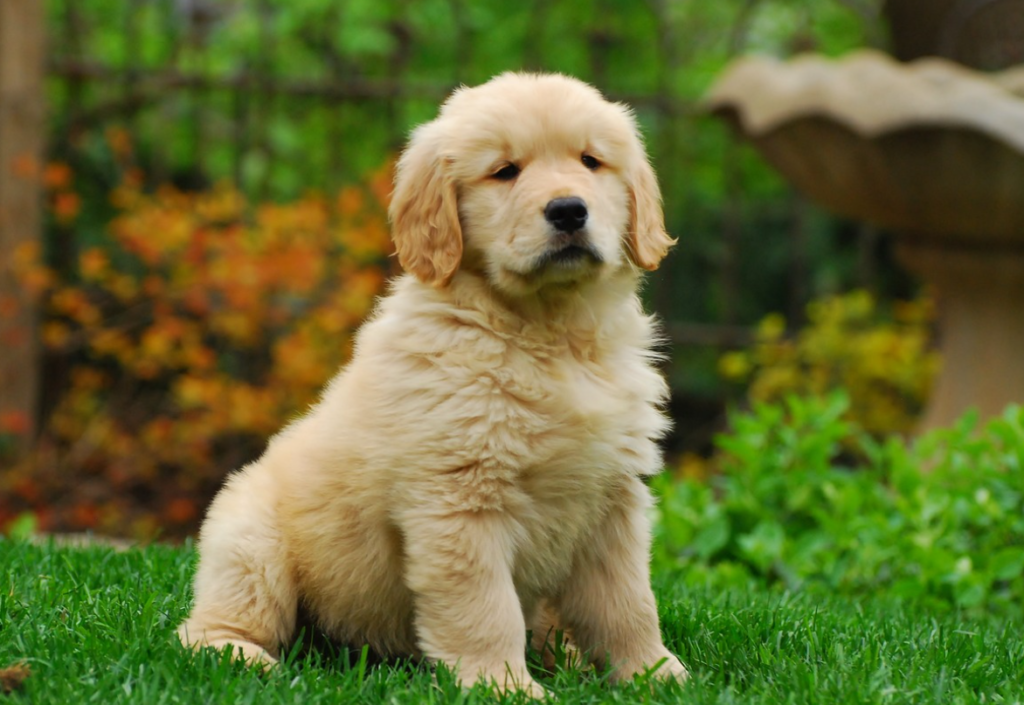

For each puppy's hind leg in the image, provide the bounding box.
[177,463,297,666]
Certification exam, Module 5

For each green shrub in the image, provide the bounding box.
[654,393,1024,616]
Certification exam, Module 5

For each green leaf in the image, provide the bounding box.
[990,548,1024,581]
[692,507,731,560]
[7,512,38,540]
[738,520,786,574]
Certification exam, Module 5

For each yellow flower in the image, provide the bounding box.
[718,351,752,380]
[756,313,786,342]
[79,248,109,280]
[43,322,71,349]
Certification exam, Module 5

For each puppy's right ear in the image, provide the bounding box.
[388,123,462,287]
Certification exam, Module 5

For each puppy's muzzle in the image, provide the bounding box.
[534,196,603,271]
[545,197,588,233]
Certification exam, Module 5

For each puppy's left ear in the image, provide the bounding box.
[389,122,462,287]
[627,149,676,271]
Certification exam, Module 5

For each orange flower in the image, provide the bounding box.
[43,162,72,190]
[195,183,244,222]
[79,248,109,280]
[97,340,130,366]
[342,219,391,258]
[51,287,89,317]
[337,187,365,217]
[53,192,81,224]
[42,322,71,349]
[182,344,215,371]
[174,375,211,408]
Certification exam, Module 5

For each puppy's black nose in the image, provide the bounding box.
[544,197,588,233]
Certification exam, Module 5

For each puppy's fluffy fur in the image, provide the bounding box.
[178,72,688,696]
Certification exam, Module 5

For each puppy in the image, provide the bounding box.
[178,72,688,697]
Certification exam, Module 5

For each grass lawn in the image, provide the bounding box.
[1,538,1021,704]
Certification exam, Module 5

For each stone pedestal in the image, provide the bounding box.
[898,243,1024,431]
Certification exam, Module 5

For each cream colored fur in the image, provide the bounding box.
[178,72,688,698]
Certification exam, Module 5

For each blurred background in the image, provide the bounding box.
[1,0,1015,538]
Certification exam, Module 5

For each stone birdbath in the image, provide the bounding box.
[705,49,1024,432]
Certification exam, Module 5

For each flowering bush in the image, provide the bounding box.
[2,165,393,538]
[718,290,939,436]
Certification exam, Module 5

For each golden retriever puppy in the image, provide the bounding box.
[178,72,687,697]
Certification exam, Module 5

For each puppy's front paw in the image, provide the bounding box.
[618,648,689,684]
[459,664,547,700]
[512,675,548,701]
[649,651,689,682]
[177,623,278,670]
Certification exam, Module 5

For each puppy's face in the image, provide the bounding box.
[389,73,673,296]
[450,84,633,295]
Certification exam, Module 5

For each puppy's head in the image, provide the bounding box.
[389,73,674,295]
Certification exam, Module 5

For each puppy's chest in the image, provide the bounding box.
[437,341,664,593]
[472,343,663,475]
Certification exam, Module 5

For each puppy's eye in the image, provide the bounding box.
[581,154,600,170]
[492,163,520,181]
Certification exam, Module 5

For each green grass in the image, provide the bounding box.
[2,538,1022,704]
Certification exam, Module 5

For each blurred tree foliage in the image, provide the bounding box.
[47,0,884,200]
[36,0,917,457]
[45,1,899,360]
